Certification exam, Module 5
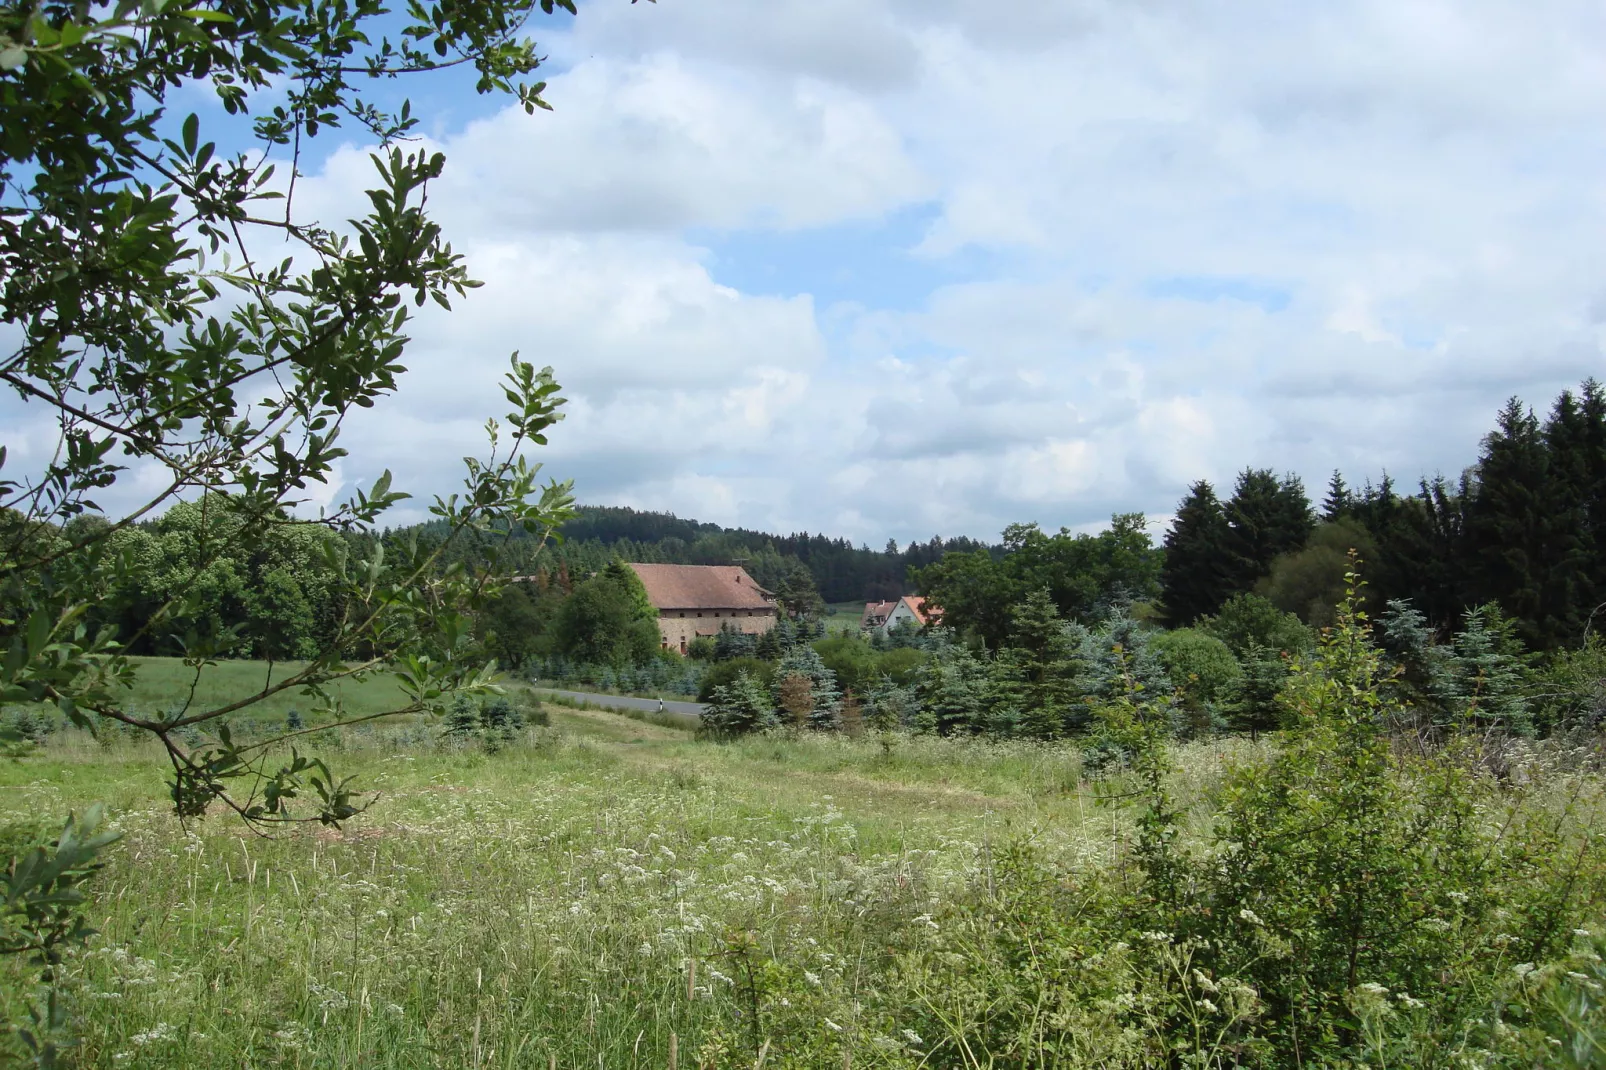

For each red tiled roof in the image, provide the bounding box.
[861,600,895,627]
[627,564,776,611]
[900,596,930,625]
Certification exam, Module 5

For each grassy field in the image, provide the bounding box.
[4,671,1604,1066]
[0,700,1254,1068]
[4,657,419,729]
[820,601,867,636]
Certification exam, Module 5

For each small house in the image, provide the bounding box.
[861,595,929,635]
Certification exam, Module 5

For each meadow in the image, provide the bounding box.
[0,702,1136,1068]
[5,670,1606,1067]
[0,657,418,729]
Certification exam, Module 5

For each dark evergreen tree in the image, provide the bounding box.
[1542,388,1599,641]
[1464,399,1574,650]
[1574,381,1606,612]
[1159,481,1235,625]
[1321,470,1354,523]
[1223,468,1315,591]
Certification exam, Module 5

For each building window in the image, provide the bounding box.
[679,636,687,653]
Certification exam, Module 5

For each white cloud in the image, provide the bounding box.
[19,0,1597,546]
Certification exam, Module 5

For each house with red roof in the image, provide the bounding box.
[627,563,778,654]
[860,595,929,635]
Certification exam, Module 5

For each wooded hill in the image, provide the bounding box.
[403,506,997,606]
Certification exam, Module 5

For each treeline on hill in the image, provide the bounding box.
[405,505,995,605]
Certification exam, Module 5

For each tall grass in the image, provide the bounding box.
[1,709,1603,1067]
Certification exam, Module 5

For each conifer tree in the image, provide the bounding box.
[771,647,841,730]
[1159,481,1235,625]
[993,589,1081,739]
[703,671,779,737]
[1223,468,1315,591]
[1321,470,1354,522]
[1576,381,1606,613]
[913,643,988,735]
[1542,388,1599,639]
[1465,399,1573,649]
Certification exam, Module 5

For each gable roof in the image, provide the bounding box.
[627,563,775,611]
[861,600,895,627]
[897,595,930,625]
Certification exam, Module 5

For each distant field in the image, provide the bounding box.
[6,656,418,727]
[821,599,867,634]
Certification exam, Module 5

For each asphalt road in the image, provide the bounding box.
[533,688,705,718]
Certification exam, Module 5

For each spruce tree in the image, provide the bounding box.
[1223,468,1315,591]
[1321,470,1354,523]
[994,588,1080,739]
[1542,388,1597,641]
[771,646,841,730]
[1578,379,1606,615]
[1159,480,1235,625]
[1465,399,1573,649]
[913,643,987,735]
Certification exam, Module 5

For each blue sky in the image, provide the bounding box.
[22,0,1600,546]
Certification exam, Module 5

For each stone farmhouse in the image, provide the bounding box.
[860,595,930,634]
[628,563,778,654]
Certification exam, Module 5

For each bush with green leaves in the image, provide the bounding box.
[696,657,775,703]
[899,570,1606,1066]
[701,670,778,738]
[1200,593,1315,659]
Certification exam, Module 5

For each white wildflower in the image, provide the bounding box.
[902,1029,925,1046]
[825,1018,843,1033]
[1238,908,1264,927]
[1513,963,1536,978]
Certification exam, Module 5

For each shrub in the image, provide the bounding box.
[701,670,778,738]
[696,657,775,703]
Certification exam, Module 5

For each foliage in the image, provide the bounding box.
[1,807,120,1064]
[0,0,579,821]
[990,589,1082,739]
[1256,517,1377,627]
[916,513,1161,646]
[771,646,840,731]
[1222,468,1316,591]
[1531,636,1606,731]
[701,670,778,737]
[1199,593,1314,659]
[813,633,926,695]
[695,657,774,703]
[1184,573,1594,1061]
[912,639,990,735]
[1159,479,1236,625]
[1152,627,1241,735]
[547,568,661,668]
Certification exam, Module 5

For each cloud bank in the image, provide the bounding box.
[41,0,1606,544]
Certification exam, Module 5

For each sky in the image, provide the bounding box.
[13,0,1606,547]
